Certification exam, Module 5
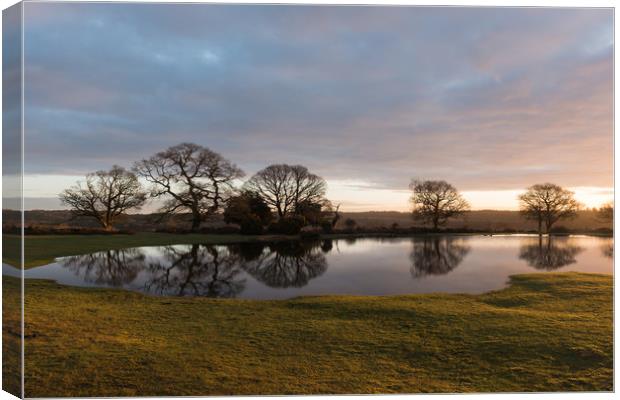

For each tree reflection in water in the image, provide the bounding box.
[601,242,613,259]
[235,240,328,288]
[518,237,583,270]
[60,241,331,297]
[62,248,145,286]
[145,244,246,297]
[410,237,471,278]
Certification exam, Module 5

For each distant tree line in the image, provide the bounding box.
[59,142,610,235]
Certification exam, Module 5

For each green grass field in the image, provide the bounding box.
[2,272,612,396]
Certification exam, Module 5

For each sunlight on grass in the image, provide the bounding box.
[2,272,612,396]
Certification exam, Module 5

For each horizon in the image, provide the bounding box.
[12,185,614,214]
[8,4,613,211]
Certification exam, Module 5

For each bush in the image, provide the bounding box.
[550,225,570,235]
[224,192,272,226]
[268,216,306,235]
[320,220,333,234]
[240,214,264,235]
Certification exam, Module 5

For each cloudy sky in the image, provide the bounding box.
[18,3,613,211]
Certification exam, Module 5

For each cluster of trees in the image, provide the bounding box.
[60,143,339,233]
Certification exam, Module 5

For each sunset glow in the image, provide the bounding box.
[12,4,612,211]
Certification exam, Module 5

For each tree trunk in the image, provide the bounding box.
[537,218,542,235]
[191,211,201,232]
[99,216,113,231]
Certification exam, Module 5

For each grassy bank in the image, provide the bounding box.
[2,272,612,396]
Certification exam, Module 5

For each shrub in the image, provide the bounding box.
[240,214,264,235]
[320,220,333,234]
[268,216,306,235]
[224,192,272,226]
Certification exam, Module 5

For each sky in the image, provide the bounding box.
[12,3,614,211]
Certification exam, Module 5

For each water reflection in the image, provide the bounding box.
[20,235,609,299]
[601,242,613,259]
[518,237,583,270]
[236,241,328,288]
[409,237,471,277]
[320,239,334,253]
[144,245,246,297]
[61,240,329,297]
[63,248,145,286]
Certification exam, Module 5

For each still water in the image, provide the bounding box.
[3,235,613,299]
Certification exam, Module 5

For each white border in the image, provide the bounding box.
[0,1,616,400]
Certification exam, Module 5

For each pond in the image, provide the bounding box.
[3,235,613,299]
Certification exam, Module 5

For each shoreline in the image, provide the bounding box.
[2,231,613,269]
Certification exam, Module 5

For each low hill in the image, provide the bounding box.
[337,210,611,232]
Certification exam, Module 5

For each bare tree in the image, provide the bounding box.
[409,180,470,230]
[518,183,580,234]
[59,165,147,230]
[133,143,244,231]
[244,164,327,218]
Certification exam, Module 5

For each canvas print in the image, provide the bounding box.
[2,2,614,397]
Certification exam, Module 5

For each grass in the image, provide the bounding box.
[2,272,612,396]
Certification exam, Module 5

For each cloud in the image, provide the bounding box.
[21,4,612,196]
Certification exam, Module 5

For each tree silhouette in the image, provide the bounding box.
[244,164,327,218]
[518,183,580,234]
[59,166,147,230]
[409,180,469,230]
[410,236,471,277]
[134,143,244,231]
